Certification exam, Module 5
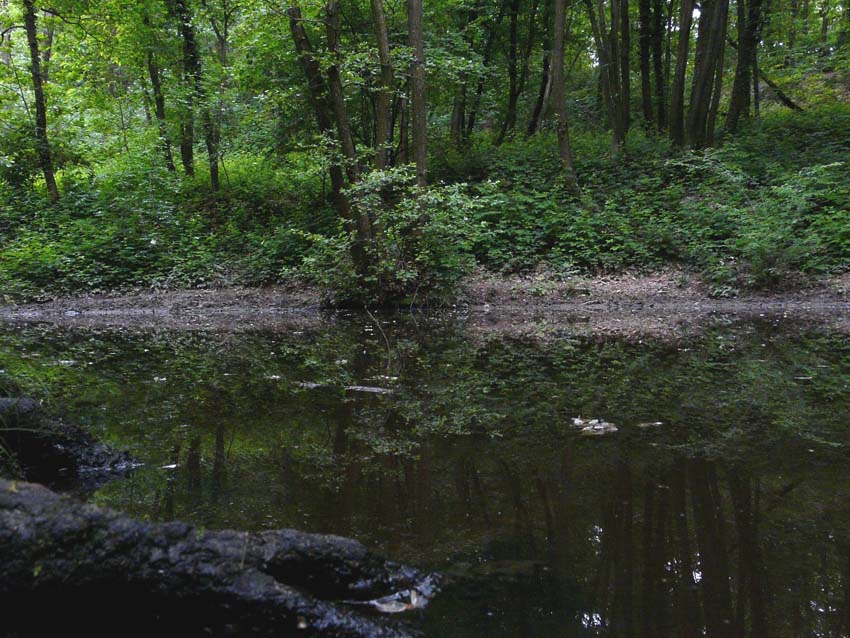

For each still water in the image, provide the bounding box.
[1,316,849,637]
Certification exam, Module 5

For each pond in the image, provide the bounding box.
[1,315,849,637]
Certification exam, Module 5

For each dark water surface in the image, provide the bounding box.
[2,316,849,637]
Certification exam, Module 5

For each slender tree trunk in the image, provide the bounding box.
[802,0,810,35]
[517,0,540,101]
[752,42,760,117]
[726,0,762,133]
[466,0,509,138]
[22,0,59,202]
[669,0,694,145]
[325,0,375,277]
[398,85,410,163]
[585,0,626,154]
[1,0,11,66]
[528,0,553,134]
[144,18,176,172]
[325,0,362,182]
[172,0,219,190]
[370,0,394,169]
[450,85,467,143]
[820,0,831,43]
[705,1,728,146]
[663,0,675,108]
[287,6,349,221]
[408,0,427,186]
[552,0,580,193]
[652,0,667,128]
[171,0,194,176]
[497,0,522,144]
[639,0,654,124]
[618,0,631,135]
[790,0,799,46]
[686,0,729,148]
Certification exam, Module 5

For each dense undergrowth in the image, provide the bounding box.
[2,102,849,304]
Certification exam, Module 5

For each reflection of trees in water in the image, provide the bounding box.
[9,322,849,636]
[355,443,847,638]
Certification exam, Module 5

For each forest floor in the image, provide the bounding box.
[2,270,850,340]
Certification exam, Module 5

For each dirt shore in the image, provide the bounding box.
[2,271,849,339]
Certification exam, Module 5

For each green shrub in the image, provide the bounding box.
[299,166,488,306]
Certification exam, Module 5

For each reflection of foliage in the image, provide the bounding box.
[2,320,849,636]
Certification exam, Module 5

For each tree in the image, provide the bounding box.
[726,0,764,133]
[170,0,220,190]
[370,0,394,169]
[669,0,694,145]
[143,14,176,172]
[551,0,580,193]
[408,0,427,186]
[686,0,729,147]
[585,0,631,155]
[21,0,58,201]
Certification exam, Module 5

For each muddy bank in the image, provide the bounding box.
[1,272,849,339]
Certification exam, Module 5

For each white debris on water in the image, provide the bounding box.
[571,417,618,435]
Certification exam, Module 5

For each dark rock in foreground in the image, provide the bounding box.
[0,479,429,637]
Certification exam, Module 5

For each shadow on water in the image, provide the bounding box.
[1,316,849,637]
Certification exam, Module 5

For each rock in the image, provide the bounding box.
[0,479,432,637]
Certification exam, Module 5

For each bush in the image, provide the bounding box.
[298,166,489,306]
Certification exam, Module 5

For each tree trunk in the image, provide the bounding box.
[22,0,59,202]
[726,0,763,133]
[802,0,810,36]
[1,0,10,66]
[398,85,410,163]
[618,0,631,135]
[790,0,799,46]
[751,42,760,117]
[820,0,830,44]
[450,85,467,142]
[586,0,629,154]
[552,0,580,193]
[652,0,667,128]
[497,0,522,144]
[325,0,375,277]
[639,0,654,124]
[287,7,350,224]
[408,0,427,186]
[172,0,219,190]
[686,0,729,148]
[466,0,508,138]
[144,17,176,172]
[705,3,728,147]
[528,0,553,134]
[370,0,395,169]
[669,0,694,145]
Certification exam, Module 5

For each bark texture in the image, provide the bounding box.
[408,0,427,185]
[22,0,59,202]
